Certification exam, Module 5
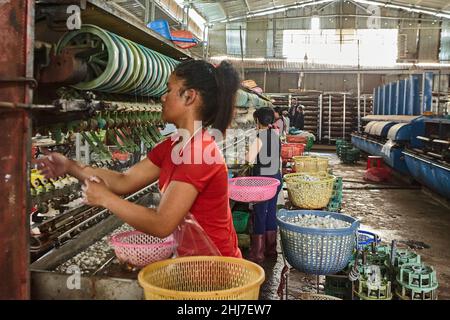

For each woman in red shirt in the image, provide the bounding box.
[36,60,242,258]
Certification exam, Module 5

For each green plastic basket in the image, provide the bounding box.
[232,211,250,233]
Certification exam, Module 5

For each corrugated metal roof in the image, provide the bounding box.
[190,0,450,23]
[193,2,227,21]
[394,0,450,11]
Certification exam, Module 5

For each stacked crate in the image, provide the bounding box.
[268,92,373,143]
[327,177,343,212]
[290,91,321,137]
[321,93,356,143]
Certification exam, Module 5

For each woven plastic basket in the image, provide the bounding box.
[281,143,305,160]
[293,156,329,173]
[284,173,335,209]
[229,177,280,203]
[286,135,307,144]
[110,231,176,268]
[316,156,329,172]
[138,256,265,300]
[277,209,359,275]
[292,156,317,173]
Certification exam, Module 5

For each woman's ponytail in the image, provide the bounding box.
[214,61,240,134]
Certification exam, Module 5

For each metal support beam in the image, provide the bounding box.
[0,0,34,300]
[328,95,332,144]
[343,93,346,139]
[151,0,155,22]
[357,72,361,132]
[263,71,267,92]
[202,24,208,59]
[243,0,251,13]
[144,0,156,23]
[182,3,191,30]
[363,95,367,117]
[319,94,323,142]
[239,25,245,79]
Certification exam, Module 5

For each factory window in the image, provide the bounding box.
[226,22,246,56]
[282,29,398,67]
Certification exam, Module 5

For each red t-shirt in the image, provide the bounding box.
[147,129,242,258]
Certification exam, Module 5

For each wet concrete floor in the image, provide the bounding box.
[248,151,450,300]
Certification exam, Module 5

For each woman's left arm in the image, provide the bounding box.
[83,178,198,238]
[245,137,262,164]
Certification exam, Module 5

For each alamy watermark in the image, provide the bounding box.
[170,121,281,176]
[66,265,81,290]
[367,5,381,29]
[66,5,82,30]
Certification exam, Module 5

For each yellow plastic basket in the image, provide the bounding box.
[284,173,336,209]
[316,156,329,173]
[293,156,329,173]
[138,256,265,300]
[292,156,317,173]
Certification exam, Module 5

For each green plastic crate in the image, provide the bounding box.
[325,273,353,300]
[232,211,250,233]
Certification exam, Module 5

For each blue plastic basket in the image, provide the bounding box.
[147,19,197,43]
[357,230,381,250]
[276,209,359,275]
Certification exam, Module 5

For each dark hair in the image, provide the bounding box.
[273,107,283,114]
[253,107,275,126]
[173,60,240,134]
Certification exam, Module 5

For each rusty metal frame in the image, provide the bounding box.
[0,0,34,300]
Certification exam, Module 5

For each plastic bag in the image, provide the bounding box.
[172,212,221,257]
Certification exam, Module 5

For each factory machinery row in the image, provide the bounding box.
[351,74,450,201]
[0,1,271,299]
[1,1,449,300]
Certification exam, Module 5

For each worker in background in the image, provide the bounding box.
[245,107,282,264]
[35,60,242,258]
[282,110,290,133]
[273,106,287,140]
[289,101,305,131]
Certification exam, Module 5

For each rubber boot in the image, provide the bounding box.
[265,230,278,259]
[247,234,265,265]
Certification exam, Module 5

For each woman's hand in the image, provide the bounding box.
[81,176,116,207]
[34,151,70,179]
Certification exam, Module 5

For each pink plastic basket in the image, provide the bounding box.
[229,177,280,203]
[110,231,176,268]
